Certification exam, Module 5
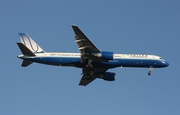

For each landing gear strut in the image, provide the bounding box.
[148,67,153,75]
[86,59,93,68]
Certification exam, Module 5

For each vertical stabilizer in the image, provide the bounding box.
[19,33,45,53]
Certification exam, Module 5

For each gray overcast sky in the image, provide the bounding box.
[0,0,179,115]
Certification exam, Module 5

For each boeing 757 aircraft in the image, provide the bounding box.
[17,25,169,86]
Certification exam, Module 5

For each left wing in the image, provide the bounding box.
[72,25,100,54]
[72,25,104,63]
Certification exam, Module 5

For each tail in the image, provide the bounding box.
[18,33,45,53]
[17,33,45,67]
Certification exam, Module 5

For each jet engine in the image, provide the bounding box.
[93,51,113,60]
[99,72,116,81]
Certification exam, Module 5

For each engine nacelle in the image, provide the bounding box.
[99,72,116,81]
[93,51,113,60]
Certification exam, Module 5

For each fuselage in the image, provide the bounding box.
[18,52,169,69]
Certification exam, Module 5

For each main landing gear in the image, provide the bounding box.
[86,59,93,68]
[148,67,153,75]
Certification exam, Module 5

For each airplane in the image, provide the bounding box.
[17,25,169,86]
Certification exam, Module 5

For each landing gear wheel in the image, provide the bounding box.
[85,64,93,68]
[89,64,93,68]
[87,59,93,68]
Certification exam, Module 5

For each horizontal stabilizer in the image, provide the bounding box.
[17,42,35,56]
[21,60,33,67]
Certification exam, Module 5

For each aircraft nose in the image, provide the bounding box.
[163,61,169,67]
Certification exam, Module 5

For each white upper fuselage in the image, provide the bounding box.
[25,52,161,59]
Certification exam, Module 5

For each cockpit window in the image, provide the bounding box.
[159,57,163,60]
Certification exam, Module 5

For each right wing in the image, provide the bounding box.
[79,68,108,86]
[79,74,97,86]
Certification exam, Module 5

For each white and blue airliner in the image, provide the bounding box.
[17,25,169,86]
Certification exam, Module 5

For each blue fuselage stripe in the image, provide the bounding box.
[24,56,167,68]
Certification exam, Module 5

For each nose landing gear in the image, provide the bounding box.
[148,67,153,75]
